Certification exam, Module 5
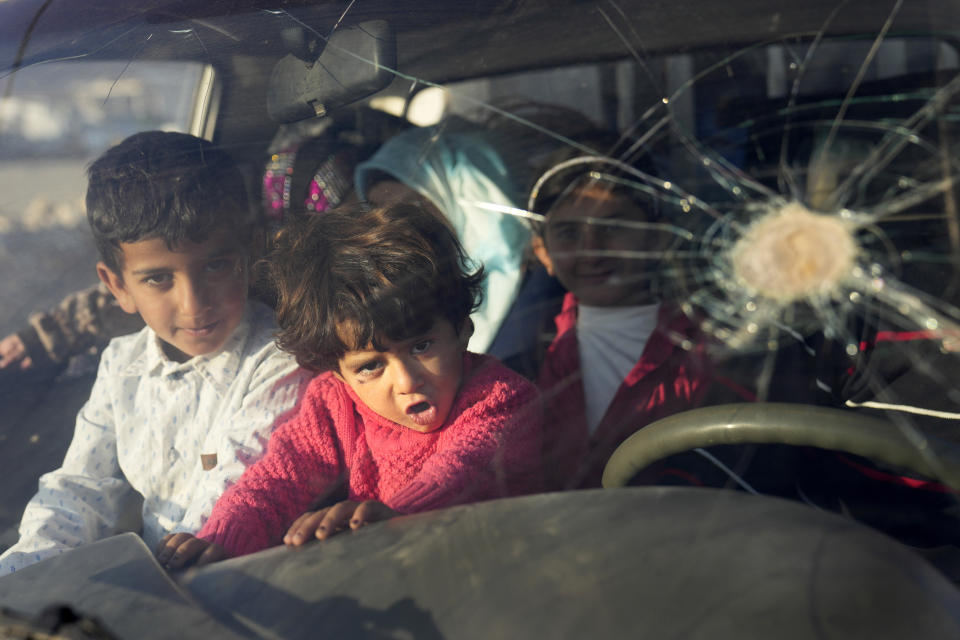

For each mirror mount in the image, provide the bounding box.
[279,26,321,63]
[267,20,397,123]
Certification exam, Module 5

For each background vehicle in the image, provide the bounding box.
[2,0,960,636]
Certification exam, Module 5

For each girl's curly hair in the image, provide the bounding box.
[270,202,484,372]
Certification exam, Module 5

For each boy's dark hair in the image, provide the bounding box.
[527,130,661,236]
[270,202,484,372]
[87,131,252,274]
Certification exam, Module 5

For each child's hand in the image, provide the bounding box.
[155,532,227,569]
[0,334,32,371]
[283,500,398,547]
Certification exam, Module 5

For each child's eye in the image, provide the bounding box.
[143,273,172,287]
[411,339,433,355]
[548,224,579,244]
[205,258,232,273]
[355,359,383,375]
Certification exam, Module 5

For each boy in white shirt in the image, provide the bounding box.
[0,131,308,573]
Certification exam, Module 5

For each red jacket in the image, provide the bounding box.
[538,296,958,544]
[537,293,724,490]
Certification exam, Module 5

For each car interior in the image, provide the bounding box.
[2,0,960,637]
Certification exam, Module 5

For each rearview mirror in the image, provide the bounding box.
[267,20,397,123]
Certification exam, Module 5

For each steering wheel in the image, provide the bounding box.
[601,402,960,490]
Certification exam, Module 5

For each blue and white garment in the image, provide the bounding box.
[355,124,531,353]
[0,301,310,574]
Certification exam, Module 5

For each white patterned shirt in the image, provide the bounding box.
[0,301,309,574]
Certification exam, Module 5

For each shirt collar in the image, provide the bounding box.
[119,303,256,393]
[577,302,661,334]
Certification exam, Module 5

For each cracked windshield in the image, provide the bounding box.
[1,0,959,637]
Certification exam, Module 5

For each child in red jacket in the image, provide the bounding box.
[529,151,728,490]
[156,202,542,567]
[528,147,958,550]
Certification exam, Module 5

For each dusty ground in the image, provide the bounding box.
[0,159,99,335]
[0,159,100,550]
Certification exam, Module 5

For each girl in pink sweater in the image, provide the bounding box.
[156,202,542,567]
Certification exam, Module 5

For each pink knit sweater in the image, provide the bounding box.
[198,353,542,557]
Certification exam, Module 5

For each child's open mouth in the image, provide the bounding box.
[405,401,438,426]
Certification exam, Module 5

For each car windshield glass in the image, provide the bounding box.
[0,60,207,337]
[1,1,959,636]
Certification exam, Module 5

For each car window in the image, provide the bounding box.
[1,1,960,635]
[424,33,960,353]
[0,60,210,337]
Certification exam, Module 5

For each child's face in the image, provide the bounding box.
[533,184,668,307]
[97,225,248,362]
[336,318,468,433]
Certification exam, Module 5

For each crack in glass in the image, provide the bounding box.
[2,0,959,523]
